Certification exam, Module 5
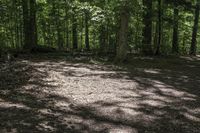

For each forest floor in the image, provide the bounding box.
[0,54,200,133]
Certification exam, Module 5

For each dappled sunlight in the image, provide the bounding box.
[137,68,161,74]
[108,127,138,133]
[0,99,30,110]
[0,56,200,132]
[144,69,160,74]
[140,100,165,107]
[183,112,200,122]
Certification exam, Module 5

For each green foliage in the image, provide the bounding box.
[0,0,200,55]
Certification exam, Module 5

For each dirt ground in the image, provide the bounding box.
[0,54,200,133]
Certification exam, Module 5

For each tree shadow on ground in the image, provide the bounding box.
[0,60,83,133]
[0,55,200,133]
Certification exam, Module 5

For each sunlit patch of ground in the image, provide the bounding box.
[0,55,200,133]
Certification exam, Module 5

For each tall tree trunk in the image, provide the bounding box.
[13,0,18,48]
[85,11,90,51]
[154,21,159,51]
[65,5,69,49]
[106,20,110,53]
[172,2,179,54]
[135,13,140,50]
[22,0,30,49]
[22,0,37,50]
[190,2,200,56]
[155,0,162,55]
[66,21,69,49]
[72,13,78,50]
[142,0,153,55]
[56,15,63,50]
[115,6,130,62]
[99,25,106,53]
[29,0,37,48]
[80,15,84,50]
[20,15,23,47]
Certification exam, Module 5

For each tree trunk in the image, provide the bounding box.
[85,11,90,51]
[22,0,30,49]
[65,1,69,49]
[115,6,130,62]
[99,25,106,53]
[29,0,37,48]
[22,0,37,50]
[172,2,179,54]
[142,0,153,55]
[72,13,78,50]
[190,2,200,56]
[80,15,84,50]
[155,0,162,55]
[56,17,63,50]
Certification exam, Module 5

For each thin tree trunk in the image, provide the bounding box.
[72,13,78,50]
[85,11,90,51]
[155,0,162,55]
[172,2,179,54]
[29,0,37,47]
[65,5,69,49]
[99,25,106,53]
[154,21,159,52]
[22,0,30,49]
[142,0,153,55]
[190,2,200,56]
[80,15,84,50]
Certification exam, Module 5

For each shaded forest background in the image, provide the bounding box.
[0,0,200,61]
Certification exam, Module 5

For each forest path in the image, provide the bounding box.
[0,55,200,133]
